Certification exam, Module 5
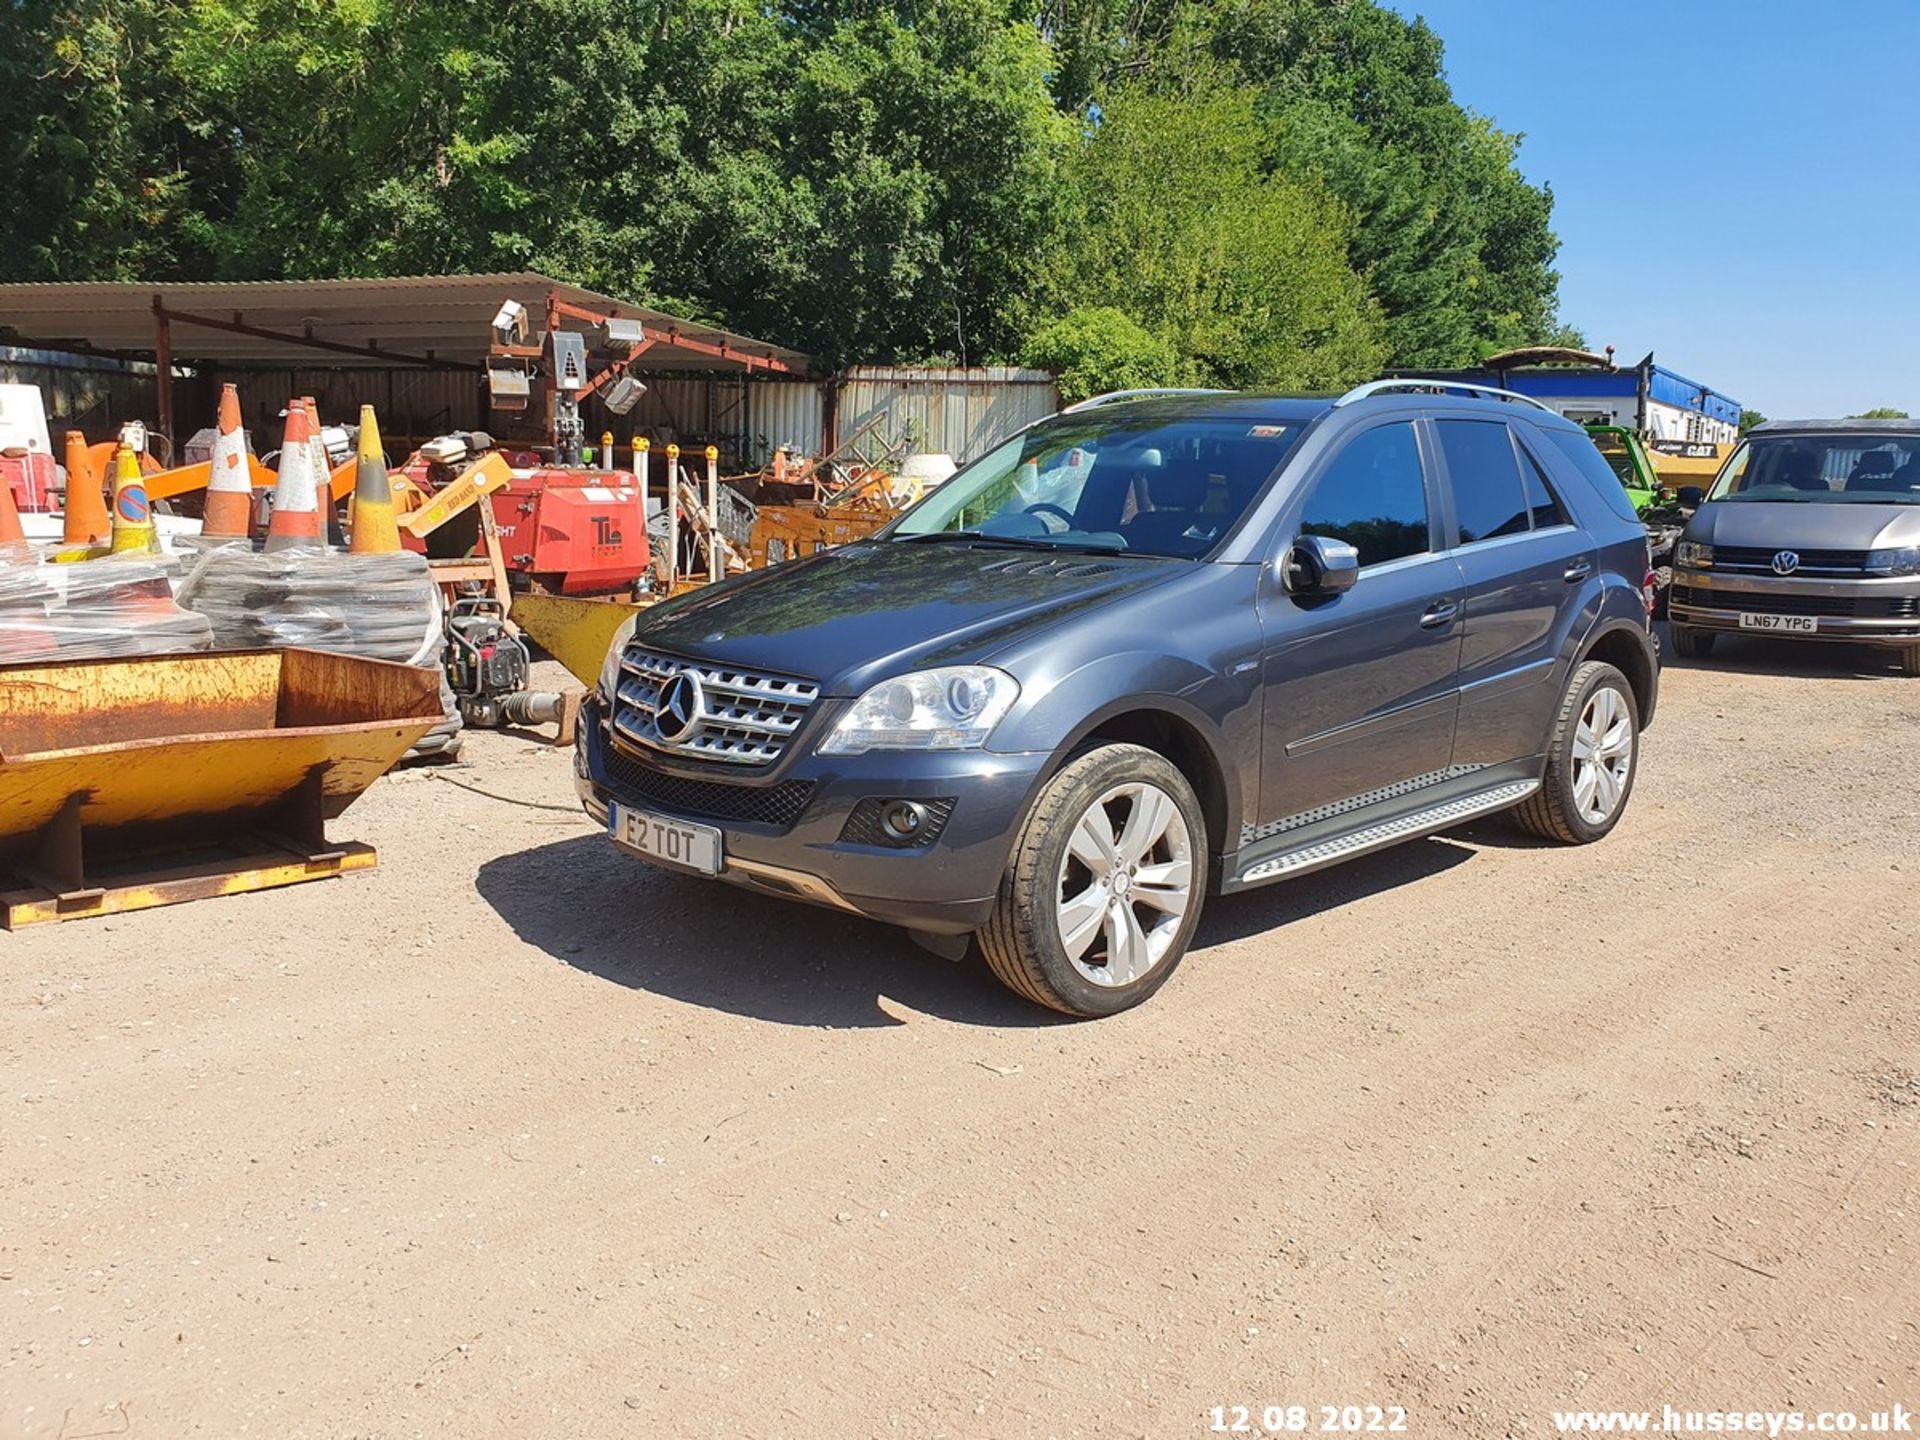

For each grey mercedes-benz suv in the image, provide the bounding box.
[576,383,1660,1015]
[1668,418,1920,673]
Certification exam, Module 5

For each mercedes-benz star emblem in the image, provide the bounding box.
[655,672,705,743]
[1772,550,1801,575]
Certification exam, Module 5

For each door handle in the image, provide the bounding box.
[1563,558,1593,582]
[1419,600,1458,629]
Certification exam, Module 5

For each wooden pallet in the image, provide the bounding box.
[0,831,378,929]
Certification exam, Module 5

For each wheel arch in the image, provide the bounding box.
[1050,701,1239,860]
[1576,620,1659,727]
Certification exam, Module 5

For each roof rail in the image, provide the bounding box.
[1060,387,1232,413]
[1334,378,1557,413]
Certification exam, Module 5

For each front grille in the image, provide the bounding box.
[1710,546,1870,575]
[612,648,820,766]
[1671,584,1919,619]
[601,734,816,828]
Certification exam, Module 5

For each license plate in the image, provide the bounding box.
[608,803,722,874]
[1738,613,1818,633]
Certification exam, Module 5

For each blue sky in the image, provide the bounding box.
[1387,0,1920,419]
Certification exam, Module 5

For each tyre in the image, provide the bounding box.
[1669,624,1714,659]
[979,743,1207,1017]
[1512,660,1641,845]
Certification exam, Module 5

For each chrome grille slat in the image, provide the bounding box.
[612,648,820,766]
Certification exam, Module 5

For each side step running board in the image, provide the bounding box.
[1236,779,1539,888]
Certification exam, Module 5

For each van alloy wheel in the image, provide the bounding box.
[1055,781,1194,987]
[1569,687,1634,825]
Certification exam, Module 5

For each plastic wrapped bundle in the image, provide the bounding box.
[174,546,459,760]
[175,547,442,664]
[0,553,215,665]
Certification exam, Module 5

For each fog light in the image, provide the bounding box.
[881,800,929,840]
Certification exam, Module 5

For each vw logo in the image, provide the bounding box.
[655,672,705,743]
[1771,550,1801,575]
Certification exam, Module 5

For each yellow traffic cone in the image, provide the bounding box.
[62,430,111,545]
[348,404,400,554]
[263,401,324,552]
[202,383,254,541]
[109,443,159,554]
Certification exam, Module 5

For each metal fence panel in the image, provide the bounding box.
[835,367,1058,463]
[745,381,826,465]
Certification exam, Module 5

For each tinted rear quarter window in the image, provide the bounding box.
[1542,427,1643,524]
[1518,441,1568,528]
[1435,419,1529,544]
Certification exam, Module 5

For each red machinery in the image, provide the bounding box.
[396,440,651,597]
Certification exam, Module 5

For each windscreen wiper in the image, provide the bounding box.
[897,530,1084,550]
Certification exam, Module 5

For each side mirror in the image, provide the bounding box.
[1676,485,1705,509]
[1283,534,1361,597]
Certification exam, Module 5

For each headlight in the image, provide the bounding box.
[597,615,641,705]
[1675,540,1714,568]
[1866,545,1920,576]
[818,665,1019,756]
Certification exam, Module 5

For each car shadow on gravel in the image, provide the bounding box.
[476,834,1065,1029]
[1193,836,1478,946]
[1653,623,1904,680]
[480,830,1487,1026]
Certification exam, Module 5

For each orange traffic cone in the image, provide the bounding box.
[61,430,110,545]
[263,401,325,552]
[348,404,400,553]
[202,383,254,541]
[0,464,25,548]
[108,443,158,554]
[305,395,343,542]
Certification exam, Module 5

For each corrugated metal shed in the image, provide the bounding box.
[835,367,1059,463]
[0,272,810,374]
[746,382,828,462]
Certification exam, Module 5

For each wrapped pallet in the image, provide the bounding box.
[0,552,214,665]
[174,547,462,758]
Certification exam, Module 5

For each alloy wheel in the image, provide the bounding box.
[1570,686,1634,825]
[1055,781,1194,987]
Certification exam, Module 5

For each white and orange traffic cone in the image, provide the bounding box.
[348,404,400,554]
[302,396,337,539]
[62,430,110,546]
[108,443,158,554]
[202,382,254,541]
[263,401,325,552]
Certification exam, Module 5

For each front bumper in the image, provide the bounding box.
[1669,568,1920,645]
[575,697,1049,935]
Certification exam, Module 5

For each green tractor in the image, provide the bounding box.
[1583,424,1695,615]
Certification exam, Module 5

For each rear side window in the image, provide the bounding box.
[1543,427,1642,524]
[1518,442,1568,528]
[1435,419,1529,544]
[1296,421,1430,567]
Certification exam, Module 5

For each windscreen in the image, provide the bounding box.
[1710,435,1920,503]
[888,413,1304,558]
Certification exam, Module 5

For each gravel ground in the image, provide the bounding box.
[2,636,1916,1439]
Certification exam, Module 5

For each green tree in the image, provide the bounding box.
[1849,407,1910,419]
[1739,409,1768,432]
[1035,78,1385,390]
[1022,307,1179,401]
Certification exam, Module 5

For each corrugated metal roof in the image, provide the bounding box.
[0,271,811,374]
